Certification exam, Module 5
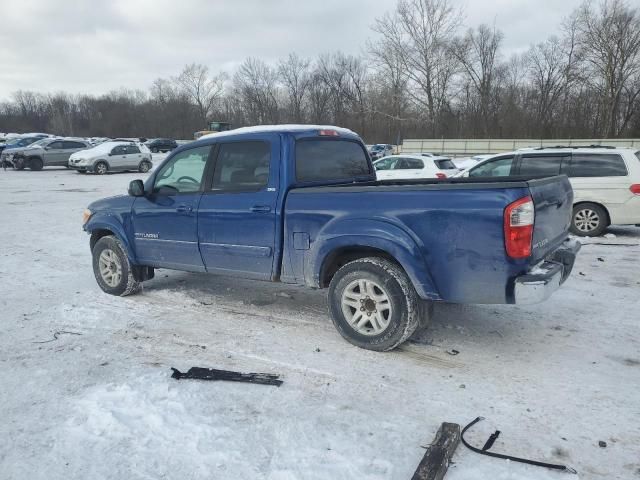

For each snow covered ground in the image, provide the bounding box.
[1,163,638,480]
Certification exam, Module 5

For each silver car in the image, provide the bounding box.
[68,142,153,174]
[9,138,91,170]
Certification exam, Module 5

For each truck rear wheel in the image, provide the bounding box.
[328,257,425,351]
[92,235,141,296]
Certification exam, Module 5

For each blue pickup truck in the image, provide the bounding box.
[83,125,580,351]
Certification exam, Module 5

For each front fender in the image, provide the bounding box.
[84,215,137,263]
[309,218,441,300]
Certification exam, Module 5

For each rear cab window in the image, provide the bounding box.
[295,139,370,182]
[569,153,628,177]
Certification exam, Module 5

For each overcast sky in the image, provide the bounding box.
[0,0,584,99]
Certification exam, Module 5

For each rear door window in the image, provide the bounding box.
[296,140,370,182]
[395,158,424,169]
[211,141,270,192]
[63,141,86,149]
[569,153,628,177]
[518,155,568,176]
[469,156,515,177]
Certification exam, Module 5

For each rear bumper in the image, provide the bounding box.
[512,238,581,304]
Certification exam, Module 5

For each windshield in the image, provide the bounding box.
[29,138,50,147]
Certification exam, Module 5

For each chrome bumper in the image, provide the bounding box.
[513,238,581,304]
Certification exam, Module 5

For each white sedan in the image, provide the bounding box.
[373,154,459,180]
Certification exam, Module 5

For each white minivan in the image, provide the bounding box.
[459,146,640,236]
[373,154,459,180]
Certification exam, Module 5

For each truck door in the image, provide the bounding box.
[131,145,212,270]
[197,138,279,280]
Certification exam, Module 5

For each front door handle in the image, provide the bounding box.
[176,204,193,214]
[250,205,271,213]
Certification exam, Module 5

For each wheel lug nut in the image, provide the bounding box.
[360,307,365,311]
[367,312,371,316]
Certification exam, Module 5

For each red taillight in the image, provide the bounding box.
[504,196,534,259]
[318,129,340,136]
[630,184,640,195]
[435,173,446,179]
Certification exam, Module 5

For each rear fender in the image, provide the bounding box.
[309,218,441,300]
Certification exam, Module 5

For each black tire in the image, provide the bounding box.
[151,147,159,153]
[95,161,108,175]
[13,157,25,170]
[92,235,141,296]
[570,203,609,237]
[29,157,43,171]
[138,160,152,173]
[328,257,425,351]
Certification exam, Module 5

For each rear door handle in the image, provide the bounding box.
[250,205,271,213]
[176,204,193,213]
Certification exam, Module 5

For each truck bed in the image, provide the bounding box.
[283,175,573,304]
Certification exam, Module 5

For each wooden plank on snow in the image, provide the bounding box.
[411,422,461,480]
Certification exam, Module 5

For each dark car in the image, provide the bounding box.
[146,138,178,153]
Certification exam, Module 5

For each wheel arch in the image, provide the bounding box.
[87,221,137,263]
[94,159,110,170]
[311,222,441,301]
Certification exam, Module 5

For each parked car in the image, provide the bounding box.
[68,141,153,174]
[458,146,640,236]
[368,144,394,160]
[9,138,91,170]
[373,154,459,180]
[0,136,48,166]
[146,138,178,153]
[82,124,579,351]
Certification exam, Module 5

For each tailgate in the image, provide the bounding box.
[528,176,574,264]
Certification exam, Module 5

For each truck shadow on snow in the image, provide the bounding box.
[142,270,542,349]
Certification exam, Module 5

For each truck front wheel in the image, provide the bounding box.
[92,235,141,296]
[328,257,425,351]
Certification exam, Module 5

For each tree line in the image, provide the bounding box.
[1,0,639,143]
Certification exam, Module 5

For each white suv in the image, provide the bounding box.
[459,146,640,236]
[374,154,460,180]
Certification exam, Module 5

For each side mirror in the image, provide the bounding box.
[44,146,50,150]
[128,179,145,197]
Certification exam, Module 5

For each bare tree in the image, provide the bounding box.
[278,53,311,123]
[175,63,225,127]
[454,24,504,136]
[575,0,640,136]
[372,0,462,135]
[233,58,280,124]
[525,37,569,136]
